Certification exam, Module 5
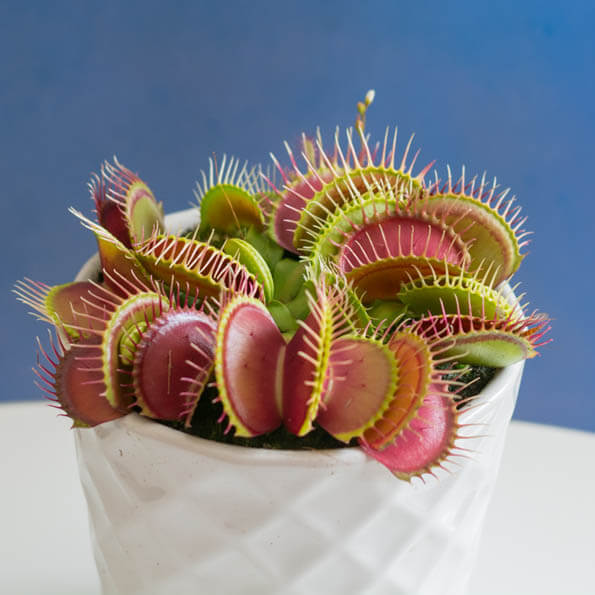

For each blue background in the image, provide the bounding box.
[2,1,593,431]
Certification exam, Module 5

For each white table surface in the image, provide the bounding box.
[1,401,594,595]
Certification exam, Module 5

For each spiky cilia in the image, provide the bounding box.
[16,90,550,482]
[291,128,434,254]
[194,155,266,237]
[397,261,521,319]
[131,298,217,426]
[34,330,129,427]
[282,273,358,436]
[316,335,398,442]
[420,166,528,285]
[90,157,165,247]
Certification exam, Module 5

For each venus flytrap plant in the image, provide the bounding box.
[91,157,165,247]
[194,155,267,241]
[15,91,550,481]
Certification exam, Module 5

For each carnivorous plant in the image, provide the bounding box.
[15,92,550,480]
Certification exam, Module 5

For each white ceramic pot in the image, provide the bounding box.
[74,210,524,595]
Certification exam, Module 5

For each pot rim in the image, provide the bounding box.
[75,207,524,469]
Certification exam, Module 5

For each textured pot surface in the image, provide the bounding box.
[75,361,523,595]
